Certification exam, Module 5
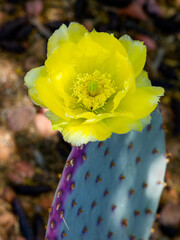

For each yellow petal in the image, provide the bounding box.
[47,22,88,57]
[62,120,112,146]
[34,71,69,120]
[75,33,132,91]
[24,66,46,107]
[104,115,151,134]
[47,33,134,100]
[46,110,68,131]
[74,34,110,74]
[119,35,146,77]
[116,86,164,119]
[46,41,77,75]
[46,37,109,94]
[84,112,133,124]
[136,70,151,87]
[112,52,135,92]
[45,42,78,101]
[112,72,135,111]
[46,102,97,126]
[89,31,128,57]
[71,111,96,120]
[46,114,112,146]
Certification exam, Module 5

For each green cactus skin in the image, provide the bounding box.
[45,109,166,240]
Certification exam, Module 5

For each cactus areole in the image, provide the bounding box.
[24,22,166,240]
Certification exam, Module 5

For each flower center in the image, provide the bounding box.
[73,70,116,111]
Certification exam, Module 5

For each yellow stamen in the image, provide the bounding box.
[73,70,116,111]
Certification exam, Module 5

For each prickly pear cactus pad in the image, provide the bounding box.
[45,109,166,240]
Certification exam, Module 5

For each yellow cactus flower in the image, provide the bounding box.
[25,22,164,146]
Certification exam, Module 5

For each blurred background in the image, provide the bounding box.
[0,0,180,239]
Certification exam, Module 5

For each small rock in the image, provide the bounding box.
[23,56,41,71]
[161,186,179,205]
[15,161,35,179]
[6,105,36,132]
[3,187,16,203]
[166,138,180,160]
[29,38,46,60]
[118,2,149,21]
[146,0,163,16]
[0,11,3,27]
[16,237,26,240]
[39,193,54,209]
[0,128,15,165]
[34,149,45,167]
[39,107,47,114]
[7,161,35,185]
[7,173,26,185]
[161,103,174,127]
[135,0,146,5]
[25,0,44,17]
[44,8,63,22]
[160,203,180,226]
[135,34,157,51]
[83,19,94,31]
[0,212,16,231]
[34,113,57,137]
[0,58,18,84]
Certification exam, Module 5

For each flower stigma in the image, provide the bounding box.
[88,81,98,97]
[73,70,116,111]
